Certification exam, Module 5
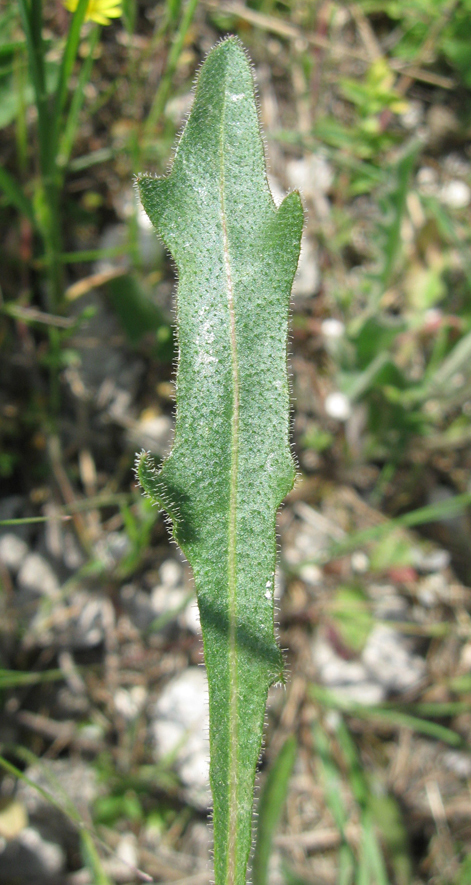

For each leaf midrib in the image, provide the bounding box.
[219,63,239,885]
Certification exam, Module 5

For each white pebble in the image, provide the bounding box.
[362,625,425,692]
[114,686,146,721]
[292,237,319,298]
[440,180,471,209]
[180,598,201,633]
[137,203,153,230]
[159,558,183,588]
[298,564,323,586]
[151,668,210,808]
[400,100,423,130]
[424,307,443,327]
[116,832,138,868]
[412,546,450,573]
[151,583,187,615]
[321,318,345,339]
[417,167,438,192]
[443,750,471,779]
[16,828,65,875]
[325,391,352,421]
[312,636,385,705]
[351,551,369,574]
[17,553,59,597]
[0,534,28,572]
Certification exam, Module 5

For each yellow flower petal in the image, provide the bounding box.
[62,0,122,25]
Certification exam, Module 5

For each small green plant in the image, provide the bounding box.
[1,0,120,417]
[136,37,303,885]
[315,58,407,165]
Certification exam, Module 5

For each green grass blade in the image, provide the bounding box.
[0,752,81,825]
[335,722,391,885]
[457,855,471,885]
[0,749,134,880]
[252,736,297,885]
[313,724,349,836]
[302,490,471,565]
[51,0,89,161]
[0,668,64,688]
[311,686,463,747]
[313,723,356,885]
[57,24,101,170]
[80,831,112,885]
[359,814,390,885]
[17,0,49,174]
[427,327,471,395]
[376,141,420,295]
[0,162,35,222]
[137,37,303,885]
[144,0,200,134]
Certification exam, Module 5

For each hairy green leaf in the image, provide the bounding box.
[136,36,303,885]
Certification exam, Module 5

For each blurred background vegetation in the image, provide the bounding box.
[1,1,471,883]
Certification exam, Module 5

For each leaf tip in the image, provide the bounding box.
[134,449,159,502]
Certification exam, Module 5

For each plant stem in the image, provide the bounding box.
[19,0,96,418]
[58,25,102,171]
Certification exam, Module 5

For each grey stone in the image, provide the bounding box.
[54,686,90,718]
[17,553,60,598]
[68,291,144,420]
[443,153,471,178]
[0,496,26,534]
[0,827,65,883]
[17,760,97,819]
[126,413,173,458]
[362,625,426,693]
[440,180,471,209]
[179,597,201,634]
[369,586,408,621]
[11,760,97,857]
[267,175,285,208]
[442,750,471,779]
[114,686,146,721]
[115,832,138,869]
[426,105,460,145]
[44,510,84,570]
[286,154,333,199]
[400,100,424,130]
[159,558,183,588]
[182,820,211,863]
[0,534,28,573]
[427,484,468,537]
[417,572,449,607]
[107,191,165,269]
[412,546,450,574]
[151,583,188,617]
[120,579,192,632]
[151,668,210,808]
[312,636,385,705]
[417,166,439,195]
[292,236,319,299]
[29,591,111,649]
[166,91,193,126]
[298,564,323,586]
[119,583,154,630]
[93,223,130,274]
[325,391,352,421]
[284,502,345,567]
[94,531,130,569]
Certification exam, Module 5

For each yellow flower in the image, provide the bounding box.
[63,0,122,26]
